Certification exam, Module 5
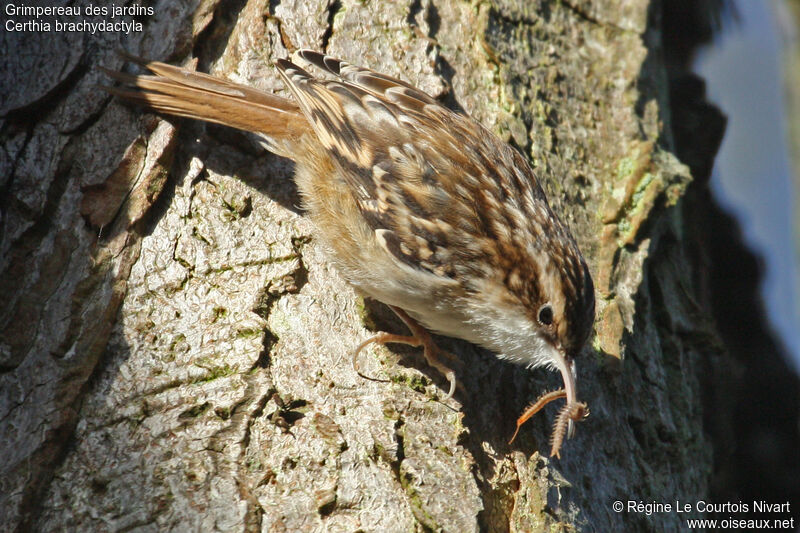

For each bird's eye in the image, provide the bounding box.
[538,304,554,326]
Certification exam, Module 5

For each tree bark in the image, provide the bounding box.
[1,0,761,531]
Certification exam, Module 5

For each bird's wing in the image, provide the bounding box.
[275,52,516,281]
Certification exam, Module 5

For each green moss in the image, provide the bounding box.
[165,275,190,296]
[192,357,235,383]
[191,226,212,246]
[370,442,386,462]
[354,295,367,316]
[631,172,656,205]
[211,306,228,323]
[400,469,441,530]
[665,183,684,207]
[382,405,400,420]
[179,401,211,419]
[236,327,261,339]
[146,168,168,199]
[220,188,252,218]
[214,406,232,420]
[617,218,631,236]
[245,456,262,472]
[591,334,605,355]
[616,157,637,181]
[167,333,186,358]
[390,372,428,393]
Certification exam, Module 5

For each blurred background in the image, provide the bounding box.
[694,0,800,374]
[665,0,800,517]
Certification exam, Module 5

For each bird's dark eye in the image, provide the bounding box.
[538,304,554,326]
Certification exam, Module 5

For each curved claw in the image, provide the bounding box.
[352,305,460,399]
[425,360,456,400]
[351,333,400,383]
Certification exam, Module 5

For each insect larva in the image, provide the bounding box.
[550,402,589,459]
[508,389,567,445]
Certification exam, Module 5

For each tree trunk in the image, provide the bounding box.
[3,1,790,531]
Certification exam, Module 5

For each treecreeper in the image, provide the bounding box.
[101,50,596,458]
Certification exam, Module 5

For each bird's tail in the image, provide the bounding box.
[99,53,309,157]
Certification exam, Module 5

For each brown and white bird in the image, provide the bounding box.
[102,50,595,456]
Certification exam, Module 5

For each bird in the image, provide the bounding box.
[101,50,596,457]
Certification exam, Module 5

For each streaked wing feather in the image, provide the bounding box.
[276,58,376,170]
[294,49,437,107]
[275,54,547,283]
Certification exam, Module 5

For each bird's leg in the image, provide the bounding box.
[353,305,458,399]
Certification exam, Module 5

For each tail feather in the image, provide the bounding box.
[102,55,308,157]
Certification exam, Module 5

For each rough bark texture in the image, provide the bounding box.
[2,0,795,531]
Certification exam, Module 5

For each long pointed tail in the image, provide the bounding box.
[100,53,309,157]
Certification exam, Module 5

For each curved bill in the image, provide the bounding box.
[555,355,578,439]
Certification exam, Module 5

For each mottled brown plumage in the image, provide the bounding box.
[102,50,596,457]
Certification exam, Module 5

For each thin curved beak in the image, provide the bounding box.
[555,356,578,439]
